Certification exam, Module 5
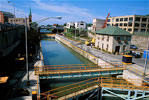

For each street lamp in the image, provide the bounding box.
[8,0,15,17]
[25,16,62,86]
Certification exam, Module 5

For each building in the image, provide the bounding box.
[107,15,149,34]
[66,22,75,28]
[93,18,105,31]
[0,11,15,23]
[74,21,87,29]
[8,18,30,27]
[66,21,87,29]
[8,8,32,27]
[95,27,131,54]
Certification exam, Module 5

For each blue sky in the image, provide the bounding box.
[0,0,148,25]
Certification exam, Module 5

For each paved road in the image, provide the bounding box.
[79,44,149,69]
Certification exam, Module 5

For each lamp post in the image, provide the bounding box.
[8,0,15,17]
[25,16,62,86]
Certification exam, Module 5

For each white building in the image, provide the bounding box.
[66,22,75,28]
[95,26,131,54]
[74,21,87,29]
[93,18,105,31]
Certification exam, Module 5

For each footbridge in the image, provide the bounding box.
[40,77,149,100]
[34,63,125,79]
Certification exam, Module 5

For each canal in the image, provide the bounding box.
[40,38,96,93]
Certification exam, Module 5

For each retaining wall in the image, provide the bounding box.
[55,35,111,67]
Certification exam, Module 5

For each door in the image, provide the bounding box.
[115,46,120,53]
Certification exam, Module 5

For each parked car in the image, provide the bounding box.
[130,51,141,58]
[130,45,138,49]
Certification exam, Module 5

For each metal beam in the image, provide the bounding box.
[103,88,126,100]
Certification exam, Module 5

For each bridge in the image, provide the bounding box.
[34,63,125,79]
[34,63,149,100]
[40,77,149,100]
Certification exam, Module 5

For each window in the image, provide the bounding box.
[148,24,149,27]
[135,23,139,27]
[147,29,149,32]
[124,18,128,21]
[129,17,133,21]
[134,29,139,32]
[107,24,110,27]
[123,45,126,51]
[124,36,127,40]
[124,23,127,26]
[108,19,110,22]
[128,28,132,31]
[135,17,140,21]
[120,23,123,26]
[120,18,123,21]
[115,23,118,26]
[106,44,109,50]
[102,35,104,40]
[107,36,109,41]
[128,23,132,27]
[142,18,147,22]
[141,29,146,32]
[116,18,119,22]
[123,28,126,30]
[141,24,146,27]
[98,37,100,40]
[117,37,120,40]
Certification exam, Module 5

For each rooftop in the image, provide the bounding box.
[96,26,131,36]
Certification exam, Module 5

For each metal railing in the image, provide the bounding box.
[34,63,125,75]
[40,77,149,100]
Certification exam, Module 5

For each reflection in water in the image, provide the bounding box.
[41,39,94,65]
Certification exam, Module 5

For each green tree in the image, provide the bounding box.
[87,23,92,27]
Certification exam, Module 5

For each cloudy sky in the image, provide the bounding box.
[0,0,148,25]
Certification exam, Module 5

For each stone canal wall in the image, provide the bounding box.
[55,35,111,67]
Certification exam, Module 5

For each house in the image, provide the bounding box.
[95,26,131,54]
[74,21,87,29]
[66,22,75,28]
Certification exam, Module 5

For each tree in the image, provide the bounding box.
[63,23,67,26]
[87,23,92,27]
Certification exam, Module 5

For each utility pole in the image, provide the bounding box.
[144,36,149,76]
[25,17,30,85]
[75,28,76,39]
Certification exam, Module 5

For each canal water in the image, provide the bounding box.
[40,38,96,92]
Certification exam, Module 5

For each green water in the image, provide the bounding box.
[41,39,96,92]
[41,39,94,65]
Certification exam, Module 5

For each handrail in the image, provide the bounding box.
[41,77,149,100]
[34,64,125,75]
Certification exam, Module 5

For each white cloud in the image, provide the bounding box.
[0,0,105,25]
[32,0,93,17]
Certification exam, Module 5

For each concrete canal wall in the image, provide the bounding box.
[55,35,112,67]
